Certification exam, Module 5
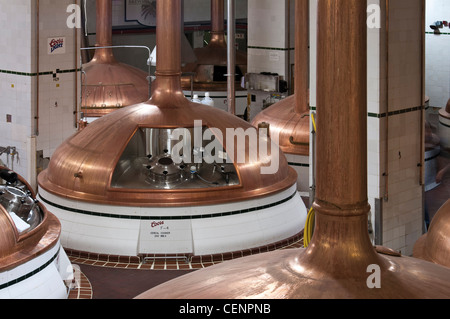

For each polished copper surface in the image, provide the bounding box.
[38,0,295,208]
[251,0,310,156]
[136,0,450,299]
[0,167,61,272]
[81,0,149,118]
[439,98,450,120]
[414,199,450,268]
[181,0,247,92]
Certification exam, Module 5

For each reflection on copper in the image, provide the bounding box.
[0,166,61,272]
[414,200,450,268]
[251,0,310,156]
[81,0,149,119]
[38,0,295,208]
[135,0,450,299]
[181,0,247,92]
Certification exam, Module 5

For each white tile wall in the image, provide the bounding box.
[247,0,294,81]
[0,0,34,178]
[376,0,424,256]
[0,0,33,73]
[0,0,79,187]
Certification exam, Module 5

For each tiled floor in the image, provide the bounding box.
[67,235,304,299]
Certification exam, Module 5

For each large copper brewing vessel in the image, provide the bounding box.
[38,0,295,209]
[136,0,450,299]
[0,166,62,273]
[181,0,247,92]
[414,199,450,268]
[81,0,149,119]
[251,0,310,156]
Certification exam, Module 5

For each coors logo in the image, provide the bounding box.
[48,37,66,55]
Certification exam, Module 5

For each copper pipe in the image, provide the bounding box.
[313,0,368,214]
[211,0,225,38]
[227,0,236,115]
[155,1,181,78]
[294,0,309,114]
[150,0,184,105]
[92,0,116,63]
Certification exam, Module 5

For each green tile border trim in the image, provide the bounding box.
[368,106,424,118]
[0,250,59,290]
[425,31,450,36]
[39,191,297,221]
[0,68,81,77]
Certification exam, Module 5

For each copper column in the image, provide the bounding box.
[313,1,368,219]
[227,0,236,115]
[211,0,225,44]
[92,0,115,63]
[294,0,309,114]
[305,0,379,275]
[151,0,185,105]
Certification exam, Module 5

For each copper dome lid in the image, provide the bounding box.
[38,0,295,208]
[251,0,310,156]
[81,0,149,119]
[136,0,450,299]
[0,167,61,272]
[439,98,450,120]
[181,0,247,92]
[414,199,450,268]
